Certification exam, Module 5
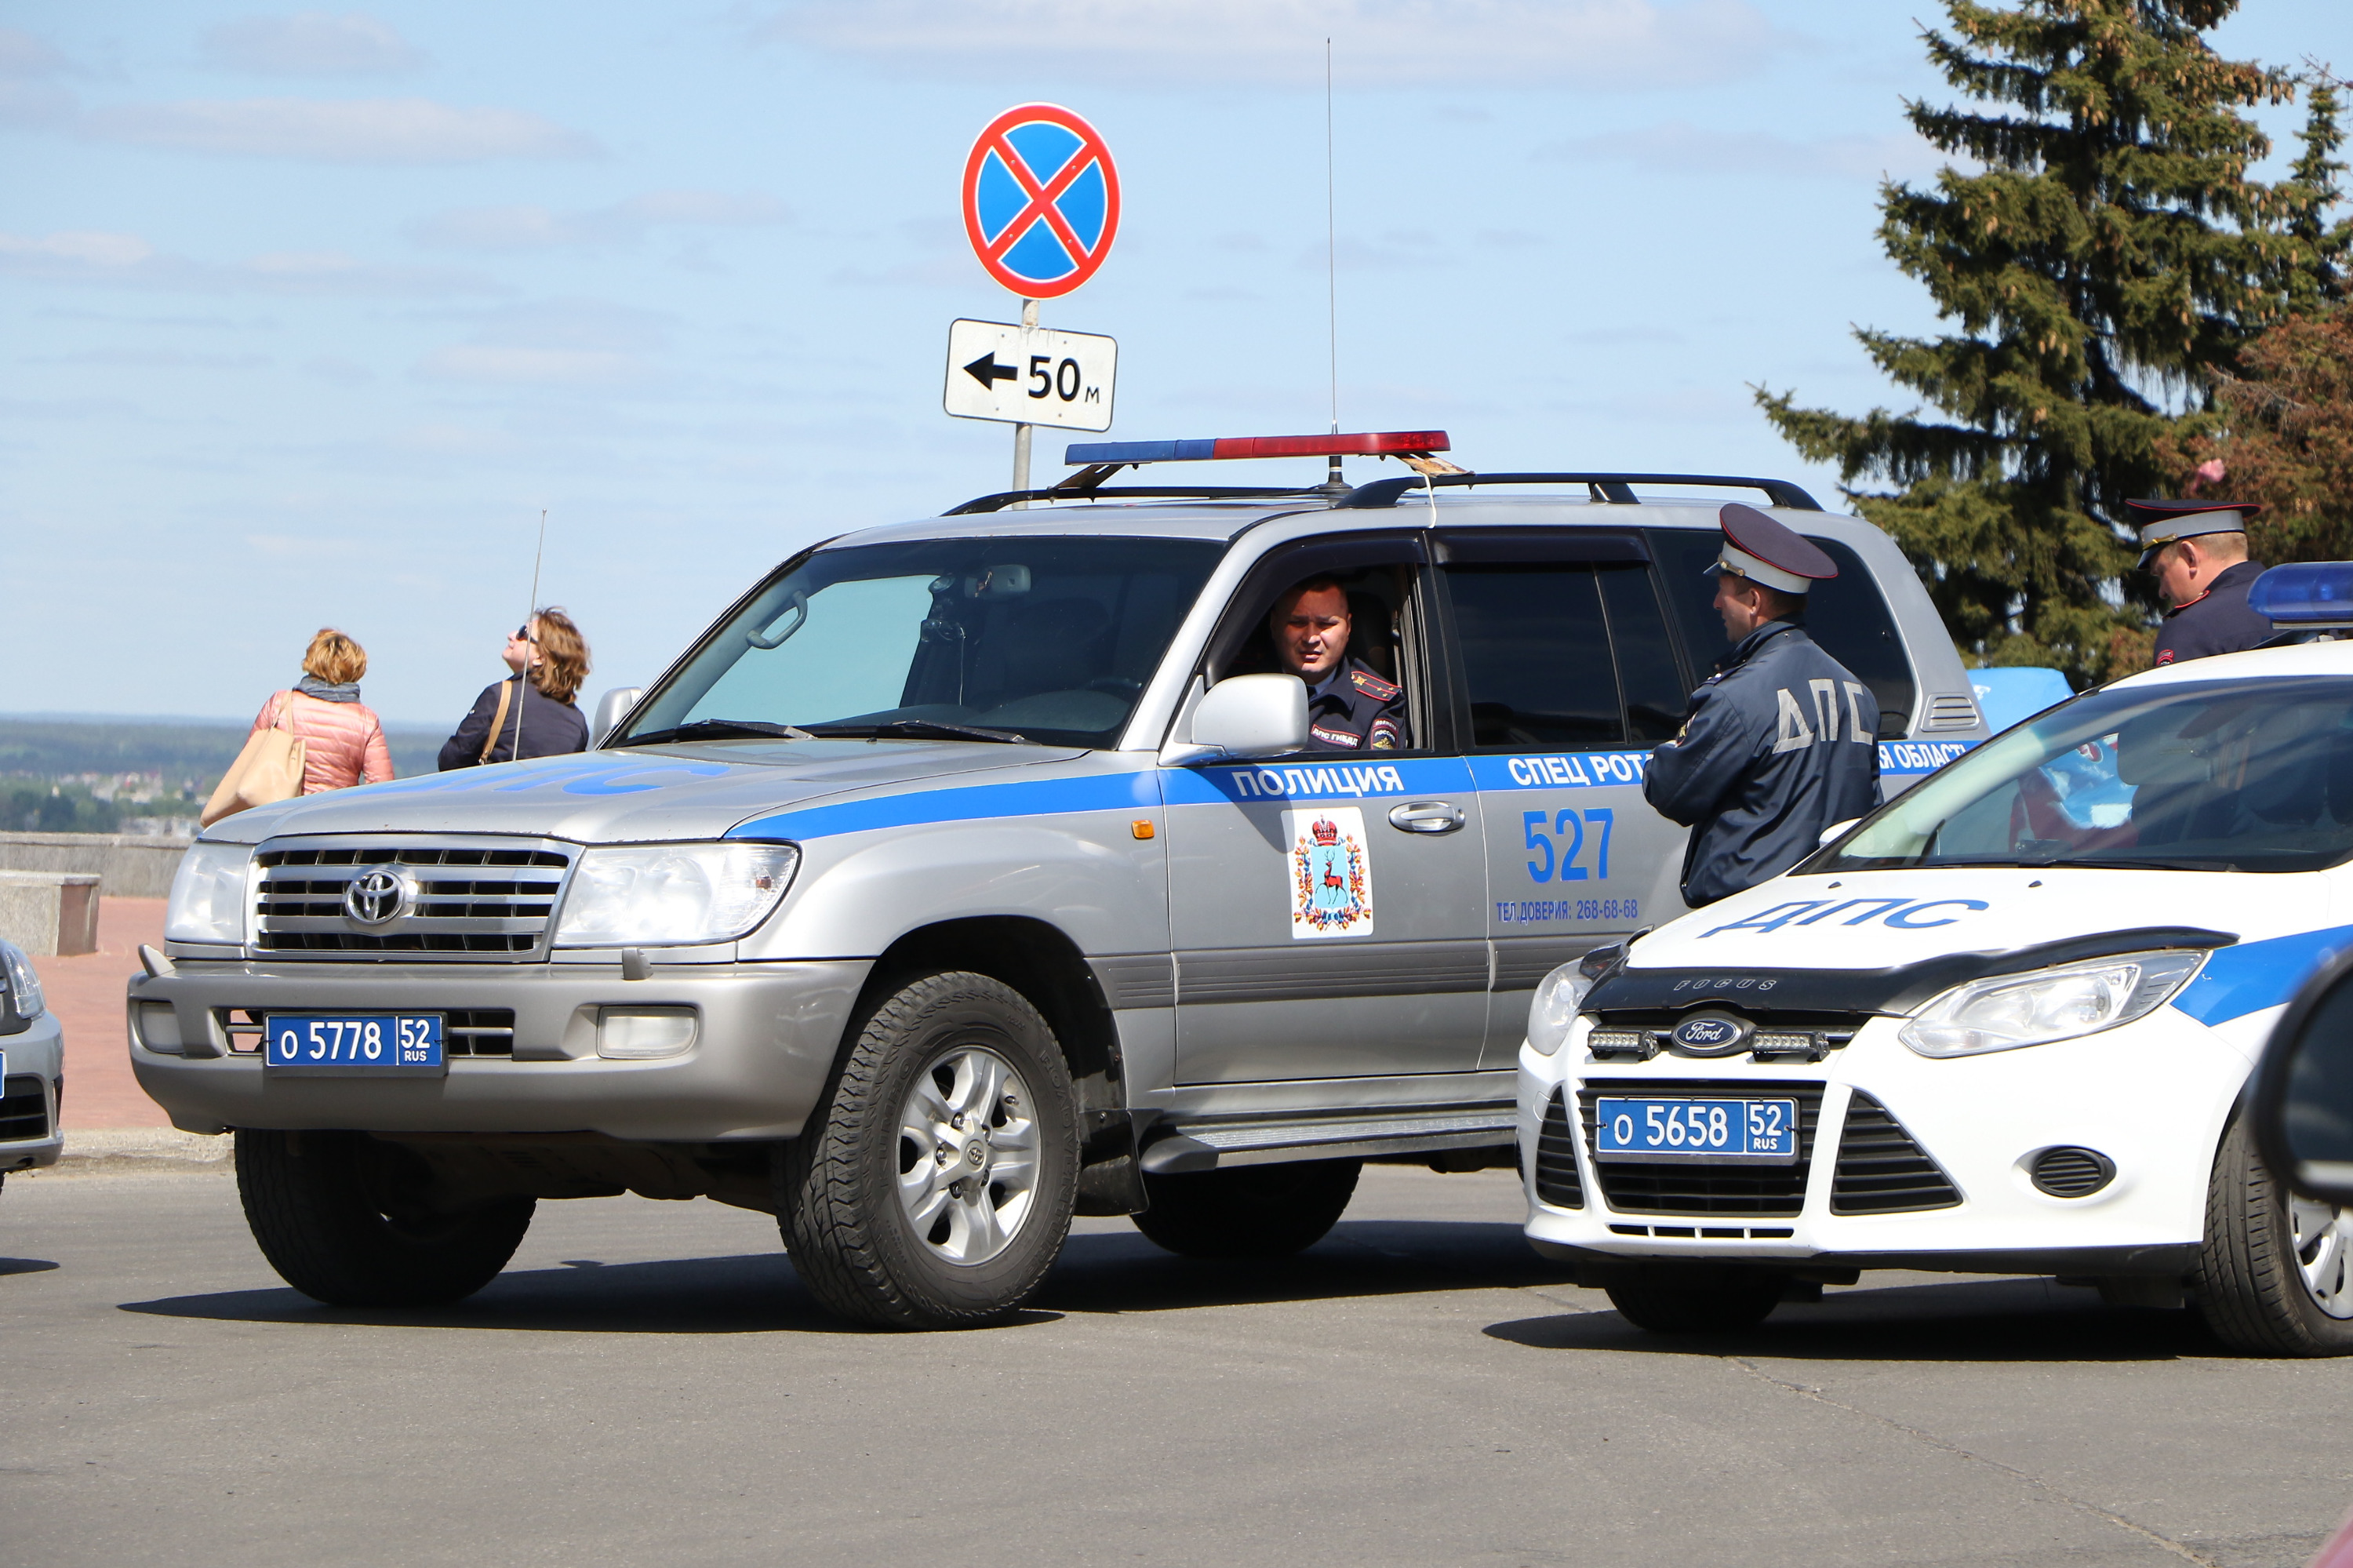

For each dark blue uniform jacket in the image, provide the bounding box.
[438,675,588,770]
[1643,620,1882,908]
[2152,558,2271,666]
[1304,658,1406,751]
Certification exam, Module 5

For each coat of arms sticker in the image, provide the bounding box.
[1284,806,1374,939]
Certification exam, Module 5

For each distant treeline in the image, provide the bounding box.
[0,716,446,793]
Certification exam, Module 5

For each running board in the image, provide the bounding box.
[1140,1109,1516,1175]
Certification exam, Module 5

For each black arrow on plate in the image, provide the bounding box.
[962,351,1019,388]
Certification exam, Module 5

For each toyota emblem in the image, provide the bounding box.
[344,867,413,926]
[1668,1012,1752,1057]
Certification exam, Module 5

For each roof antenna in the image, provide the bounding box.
[511,508,546,763]
[1322,36,1344,495]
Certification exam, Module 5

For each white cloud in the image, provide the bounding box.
[84,96,598,162]
[763,0,1782,89]
[410,191,788,251]
[1539,121,1940,181]
[202,12,426,75]
[0,227,501,296]
[0,26,75,126]
[416,345,643,385]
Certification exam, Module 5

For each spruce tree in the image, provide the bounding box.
[1758,1,2318,684]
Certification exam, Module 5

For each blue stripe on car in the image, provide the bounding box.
[2171,923,2353,1026]
[729,772,1160,841]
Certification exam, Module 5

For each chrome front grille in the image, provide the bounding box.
[253,837,573,960]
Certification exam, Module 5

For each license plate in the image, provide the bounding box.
[264,1014,446,1076]
[1594,1097,1798,1164]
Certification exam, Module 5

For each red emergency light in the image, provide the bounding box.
[1064,431,1449,466]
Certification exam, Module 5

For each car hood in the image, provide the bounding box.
[203,740,1088,845]
[1624,865,2337,977]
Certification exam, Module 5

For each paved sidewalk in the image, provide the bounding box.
[29,896,173,1131]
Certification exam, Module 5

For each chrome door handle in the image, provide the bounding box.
[1388,801,1466,835]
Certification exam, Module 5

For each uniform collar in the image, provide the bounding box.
[1304,661,1349,702]
[2162,557,2264,619]
[1716,618,1802,674]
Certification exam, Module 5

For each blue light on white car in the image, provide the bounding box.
[2248,562,2353,628]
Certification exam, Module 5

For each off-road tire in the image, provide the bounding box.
[1604,1263,1785,1333]
[2191,1112,2353,1356]
[235,1129,535,1308]
[1131,1158,1362,1259]
[779,971,1078,1329]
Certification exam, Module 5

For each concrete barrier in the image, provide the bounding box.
[0,830,189,899]
[0,870,101,956]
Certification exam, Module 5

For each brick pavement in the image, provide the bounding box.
[27,897,170,1130]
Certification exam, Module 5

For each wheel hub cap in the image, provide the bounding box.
[895,1044,1039,1267]
[2290,1196,2353,1319]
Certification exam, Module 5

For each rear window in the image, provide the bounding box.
[1648,527,1915,737]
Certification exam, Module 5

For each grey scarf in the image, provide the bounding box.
[296,675,362,703]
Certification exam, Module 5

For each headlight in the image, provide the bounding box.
[1527,964,1595,1057]
[1900,949,2207,1058]
[1,940,44,1022]
[552,842,798,948]
[165,841,255,945]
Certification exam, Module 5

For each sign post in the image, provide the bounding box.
[956,104,1120,503]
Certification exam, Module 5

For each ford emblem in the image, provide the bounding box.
[1668,1012,1751,1057]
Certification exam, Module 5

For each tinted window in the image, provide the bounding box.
[1445,565,1624,751]
[624,537,1224,748]
[1598,565,1687,744]
[1649,527,1915,735]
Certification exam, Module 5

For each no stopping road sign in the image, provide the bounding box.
[962,104,1119,300]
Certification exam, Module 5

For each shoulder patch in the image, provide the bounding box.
[1350,668,1402,701]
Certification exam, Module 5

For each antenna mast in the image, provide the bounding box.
[1324,38,1341,489]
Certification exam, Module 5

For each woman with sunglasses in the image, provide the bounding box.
[436,608,591,769]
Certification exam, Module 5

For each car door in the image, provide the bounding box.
[1433,529,1698,1066]
[1162,532,1491,1084]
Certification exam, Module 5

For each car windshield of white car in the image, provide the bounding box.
[616,537,1225,749]
[1820,677,2353,874]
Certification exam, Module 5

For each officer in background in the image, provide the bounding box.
[2130,498,2271,666]
[1644,505,1882,908]
[1267,574,1405,751]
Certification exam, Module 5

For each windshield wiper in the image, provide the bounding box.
[803,719,1029,744]
[618,719,815,747]
[1915,853,2240,873]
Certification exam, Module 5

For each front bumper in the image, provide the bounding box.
[128,958,871,1141]
[1517,1006,2249,1276]
[2,1010,65,1173]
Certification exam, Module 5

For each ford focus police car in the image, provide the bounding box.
[1521,562,2353,1355]
[130,432,1988,1330]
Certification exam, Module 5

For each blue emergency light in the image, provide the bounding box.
[2249,562,2353,628]
[1064,431,1449,466]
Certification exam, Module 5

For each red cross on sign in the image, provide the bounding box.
[961,104,1120,300]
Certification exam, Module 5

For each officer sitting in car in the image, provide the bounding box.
[1644,504,1882,907]
[1268,574,1404,751]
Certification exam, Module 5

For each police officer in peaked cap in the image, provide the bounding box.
[2131,498,2271,666]
[1267,573,1406,751]
[1643,504,1882,908]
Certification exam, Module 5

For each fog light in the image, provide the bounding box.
[596,1008,696,1060]
[135,1001,185,1054]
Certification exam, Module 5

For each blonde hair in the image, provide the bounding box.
[302,628,367,685]
[529,607,589,704]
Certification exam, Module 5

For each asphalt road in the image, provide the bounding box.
[4,1162,2349,1568]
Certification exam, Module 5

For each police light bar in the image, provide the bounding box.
[1064,430,1449,466]
[2249,562,2353,628]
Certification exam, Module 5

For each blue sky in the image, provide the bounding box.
[5,0,2343,729]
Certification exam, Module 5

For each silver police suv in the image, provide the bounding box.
[133,448,1986,1327]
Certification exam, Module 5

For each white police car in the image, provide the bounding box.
[1522,562,2353,1355]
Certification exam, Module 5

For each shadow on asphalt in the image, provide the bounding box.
[0,1257,61,1277]
[1486,1275,2223,1362]
[116,1217,1569,1333]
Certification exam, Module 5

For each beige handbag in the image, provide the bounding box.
[202,693,308,827]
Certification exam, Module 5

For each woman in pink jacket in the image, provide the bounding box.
[249,628,395,793]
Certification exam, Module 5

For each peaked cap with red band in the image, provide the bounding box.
[2127,497,2264,569]
[1703,502,1840,595]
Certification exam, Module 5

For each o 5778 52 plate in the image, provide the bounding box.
[264,1014,446,1077]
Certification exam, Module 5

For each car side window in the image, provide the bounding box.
[1442,563,1625,751]
[1597,565,1688,744]
[1648,526,1916,737]
[1206,538,1434,752]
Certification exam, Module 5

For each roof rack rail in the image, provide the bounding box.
[1336,472,1824,511]
[946,484,1332,516]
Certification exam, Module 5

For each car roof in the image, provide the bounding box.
[2108,638,2353,690]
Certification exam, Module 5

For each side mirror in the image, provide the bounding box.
[2253,947,2353,1206]
[1174,674,1308,764]
[1818,818,1860,848]
[590,686,646,748]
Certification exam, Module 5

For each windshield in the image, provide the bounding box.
[1820,675,2353,875]
[621,536,1225,748]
